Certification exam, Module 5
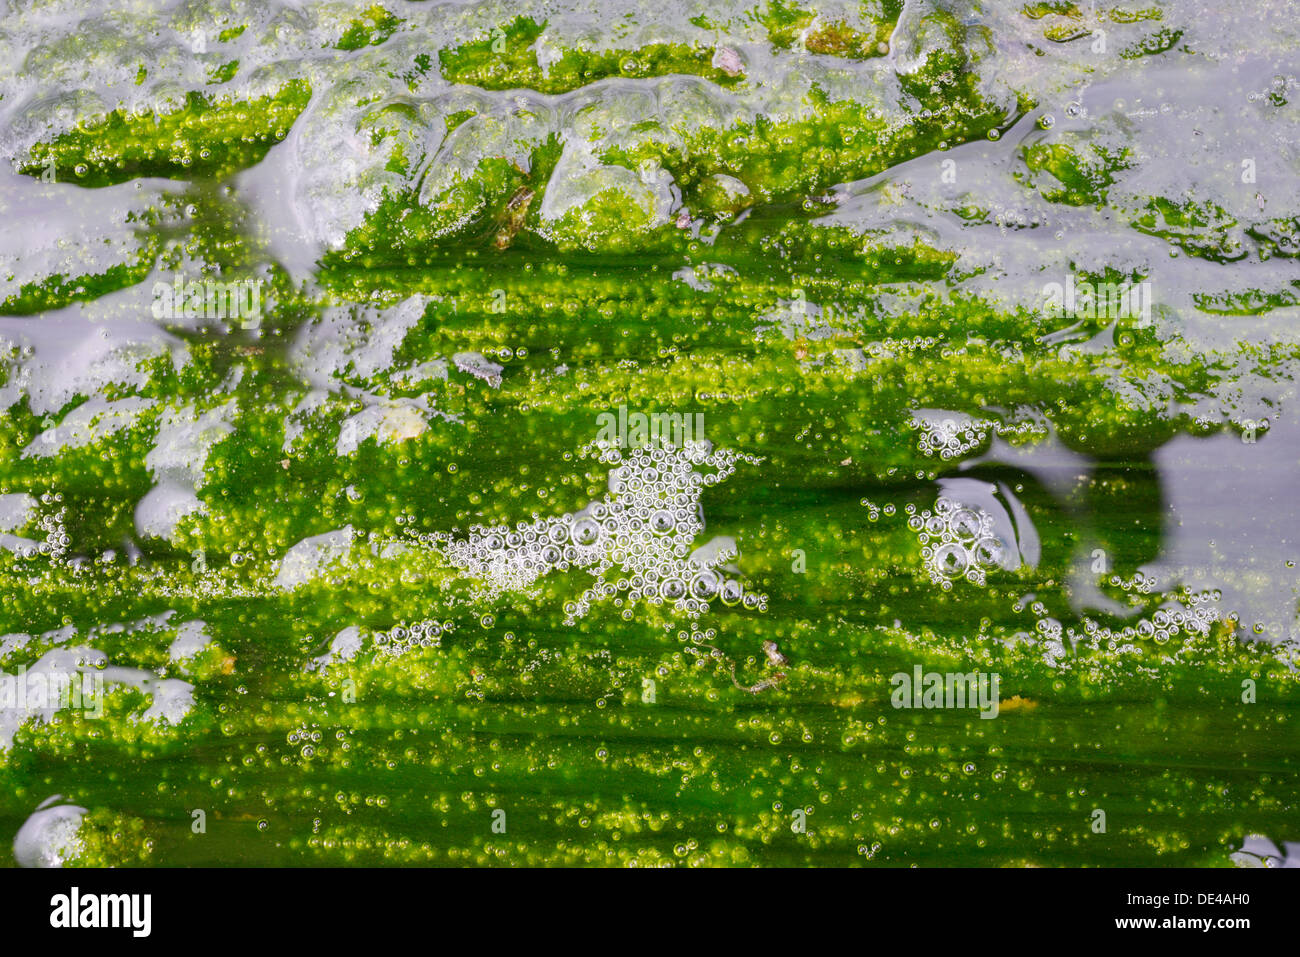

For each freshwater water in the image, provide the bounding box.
[0,0,1297,866]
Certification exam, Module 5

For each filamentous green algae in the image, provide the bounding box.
[0,0,1297,867]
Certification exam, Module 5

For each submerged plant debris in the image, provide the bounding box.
[0,0,1297,867]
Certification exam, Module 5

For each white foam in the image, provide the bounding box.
[13,799,86,868]
[275,525,356,590]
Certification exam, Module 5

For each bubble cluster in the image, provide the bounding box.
[371,618,450,658]
[1107,570,1158,595]
[679,627,723,664]
[908,498,1005,587]
[440,440,767,624]
[4,492,71,563]
[287,724,322,756]
[912,415,991,459]
[1027,592,1221,668]
[909,411,1051,461]
[308,618,453,671]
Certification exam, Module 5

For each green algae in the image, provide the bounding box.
[0,0,1297,870]
[336,6,404,52]
[762,0,901,59]
[18,82,312,187]
[1,234,161,315]
[439,16,741,93]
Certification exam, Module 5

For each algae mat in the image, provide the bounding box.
[0,0,1297,867]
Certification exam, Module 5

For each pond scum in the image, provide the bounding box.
[0,0,1297,867]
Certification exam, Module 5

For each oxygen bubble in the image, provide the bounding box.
[572,519,600,545]
[719,580,744,606]
[933,543,968,577]
[660,578,686,600]
[690,571,720,599]
[973,538,1003,567]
